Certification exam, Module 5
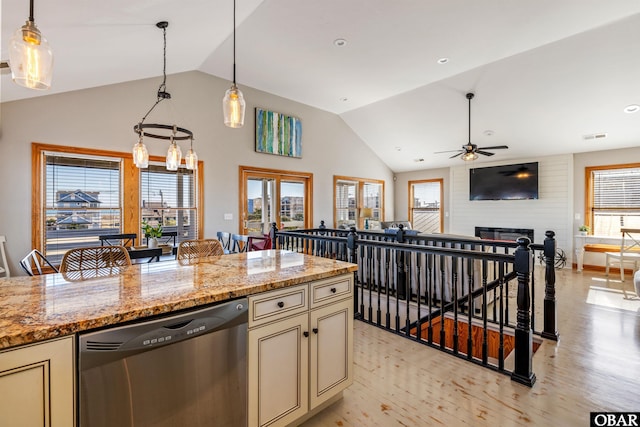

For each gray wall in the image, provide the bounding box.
[0,71,394,274]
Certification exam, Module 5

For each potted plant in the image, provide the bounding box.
[142,220,163,248]
[578,225,589,236]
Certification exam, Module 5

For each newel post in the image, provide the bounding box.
[511,237,536,387]
[347,226,359,265]
[395,224,407,300]
[541,230,559,340]
[269,222,278,249]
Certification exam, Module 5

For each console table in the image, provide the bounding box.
[574,233,622,271]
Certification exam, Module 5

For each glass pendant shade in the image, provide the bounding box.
[9,20,53,90]
[132,138,149,168]
[166,141,182,171]
[461,152,478,161]
[185,148,198,170]
[223,84,246,128]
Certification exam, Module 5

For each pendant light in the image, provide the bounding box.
[133,22,196,170]
[9,0,54,90]
[223,0,246,128]
[184,137,198,170]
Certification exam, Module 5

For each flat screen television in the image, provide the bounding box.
[469,162,539,200]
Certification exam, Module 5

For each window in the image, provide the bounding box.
[239,166,313,234]
[586,164,640,236]
[141,164,198,242]
[409,179,443,233]
[32,143,203,264]
[334,176,384,229]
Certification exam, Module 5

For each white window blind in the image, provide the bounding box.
[336,180,357,226]
[44,153,122,262]
[140,164,197,242]
[592,167,640,235]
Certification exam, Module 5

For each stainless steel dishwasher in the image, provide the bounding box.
[78,298,248,427]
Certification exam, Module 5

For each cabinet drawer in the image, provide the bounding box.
[249,284,308,327]
[310,275,353,308]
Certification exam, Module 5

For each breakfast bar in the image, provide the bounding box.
[0,250,358,426]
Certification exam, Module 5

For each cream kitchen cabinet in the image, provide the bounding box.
[248,274,354,427]
[0,336,75,427]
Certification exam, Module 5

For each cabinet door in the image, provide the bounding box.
[309,298,353,410]
[248,313,309,427]
[0,336,75,427]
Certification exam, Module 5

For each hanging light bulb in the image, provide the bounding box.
[9,0,53,90]
[223,0,246,128]
[223,84,246,128]
[184,137,198,170]
[166,127,182,171]
[132,130,149,168]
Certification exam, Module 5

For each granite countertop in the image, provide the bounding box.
[0,250,357,350]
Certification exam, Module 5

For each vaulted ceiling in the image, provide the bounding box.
[2,0,640,172]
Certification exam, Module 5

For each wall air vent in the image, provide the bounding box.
[583,133,608,140]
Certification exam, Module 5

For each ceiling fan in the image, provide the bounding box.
[435,92,508,161]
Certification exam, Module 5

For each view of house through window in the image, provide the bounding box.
[409,179,443,233]
[240,166,312,234]
[587,165,640,236]
[34,144,203,264]
[43,153,122,263]
[334,176,384,229]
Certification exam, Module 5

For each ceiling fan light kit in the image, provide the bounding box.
[223,0,246,128]
[132,21,196,171]
[9,0,53,90]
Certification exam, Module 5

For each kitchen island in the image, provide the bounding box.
[0,250,358,426]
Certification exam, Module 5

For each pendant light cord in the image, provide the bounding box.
[29,0,34,22]
[468,95,471,144]
[139,22,170,128]
[233,0,237,85]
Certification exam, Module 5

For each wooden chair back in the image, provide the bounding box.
[60,245,131,281]
[176,239,224,263]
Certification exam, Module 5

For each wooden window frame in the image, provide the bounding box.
[408,178,444,233]
[31,143,204,257]
[333,175,385,229]
[585,162,640,236]
[238,165,313,233]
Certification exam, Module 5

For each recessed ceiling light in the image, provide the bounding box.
[339,97,348,102]
[395,146,402,151]
[437,58,449,64]
[414,158,424,162]
[624,104,640,113]
[334,38,347,47]
[483,130,494,136]
[583,133,608,140]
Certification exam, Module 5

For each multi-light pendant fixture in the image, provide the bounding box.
[222,0,246,128]
[132,22,197,171]
[9,0,53,90]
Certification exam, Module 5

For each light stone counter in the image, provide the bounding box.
[0,250,357,349]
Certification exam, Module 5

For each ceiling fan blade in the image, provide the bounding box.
[476,150,495,156]
[434,149,463,154]
[477,145,508,150]
[449,152,463,159]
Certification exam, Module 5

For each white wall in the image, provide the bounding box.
[0,71,393,273]
[395,155,574,259]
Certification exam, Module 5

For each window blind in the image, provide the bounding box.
[140,164,197,242]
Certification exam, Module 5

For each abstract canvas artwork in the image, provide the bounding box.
[255,108,302,158]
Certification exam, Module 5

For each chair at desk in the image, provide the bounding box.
[99,233,137,247]
[248,234,272,251]
[176,239,224,263]
[60,246,131,281]
[605,228,640,282]
[216,232,232,254]
[20,249,59,276]
[231,234,249,253]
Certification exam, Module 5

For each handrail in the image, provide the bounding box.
[270,222,560,387]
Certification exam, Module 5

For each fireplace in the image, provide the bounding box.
[475,227,534,242]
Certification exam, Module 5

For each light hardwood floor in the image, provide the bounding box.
[301,268,640,426]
